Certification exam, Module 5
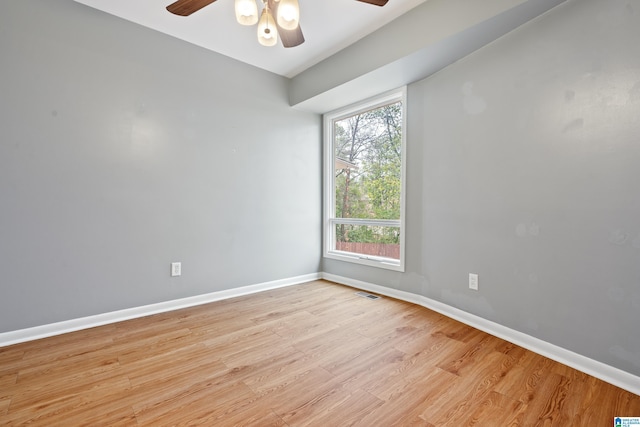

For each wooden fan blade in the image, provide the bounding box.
[357,0,388,6]
[166,0,217,16]
[268,0,305,48]
[279,25,305,48]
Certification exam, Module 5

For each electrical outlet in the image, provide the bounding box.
[171,262,181,277]
[469,273,478,290]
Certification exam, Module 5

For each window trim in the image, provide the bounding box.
[323,87,407,272]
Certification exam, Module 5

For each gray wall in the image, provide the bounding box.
[0,0,321,332]
[324,0,640,377]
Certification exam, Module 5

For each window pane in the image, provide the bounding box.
[335,223,400,260]
[324,89,405,271]
[334,101,402,221]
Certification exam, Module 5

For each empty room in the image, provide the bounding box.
[1,0,639,425]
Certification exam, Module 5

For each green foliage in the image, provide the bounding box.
[334,102,402,244]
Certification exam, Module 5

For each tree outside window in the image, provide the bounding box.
[324,89,405,270]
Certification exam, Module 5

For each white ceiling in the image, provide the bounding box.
[73,0,427,78]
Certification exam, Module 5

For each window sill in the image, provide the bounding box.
[324,250,405,272]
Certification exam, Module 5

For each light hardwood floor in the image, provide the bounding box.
[1,280,638,426]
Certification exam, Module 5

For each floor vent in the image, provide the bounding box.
[355,291,381,300]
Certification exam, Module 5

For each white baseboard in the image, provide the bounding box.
[0,273,321,348]
[321,272,640,397]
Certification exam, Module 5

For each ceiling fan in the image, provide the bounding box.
[166,0,389,48]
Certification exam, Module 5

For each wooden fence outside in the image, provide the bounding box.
[335,242,400,260]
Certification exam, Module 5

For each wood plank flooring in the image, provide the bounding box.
[1,280,638,426]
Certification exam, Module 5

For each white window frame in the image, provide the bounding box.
[323,87,407,272]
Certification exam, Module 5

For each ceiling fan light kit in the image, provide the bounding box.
[276,0,300,31]
[166,0,389,48]
[234,0,259,25]
[257,2,278,46]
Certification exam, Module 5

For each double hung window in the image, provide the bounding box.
[323,89,406,271]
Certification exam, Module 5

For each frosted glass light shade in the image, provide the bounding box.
[235,0,258,25]
[257,7,278,46]
[276,0,299,30]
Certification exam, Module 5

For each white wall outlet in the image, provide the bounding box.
[469,273,479,290]
[171,262,181,277]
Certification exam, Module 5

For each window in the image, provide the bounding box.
[323,88,406,271]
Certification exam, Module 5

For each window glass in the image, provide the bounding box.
[324,89,406,271]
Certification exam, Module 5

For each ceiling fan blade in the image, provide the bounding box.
[279,25,305,48]
[356,0,389,6]
[166,0,217,16]
[268,0,305,48]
